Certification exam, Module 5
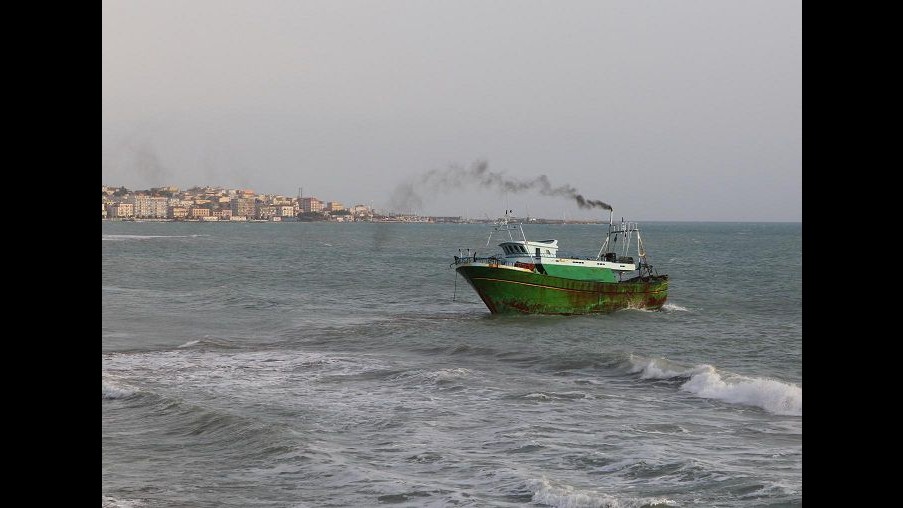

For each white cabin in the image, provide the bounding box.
[498,239,558,260]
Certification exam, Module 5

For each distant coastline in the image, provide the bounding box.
[102,217,607,225]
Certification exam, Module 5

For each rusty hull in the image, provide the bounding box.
[456,265,669,315]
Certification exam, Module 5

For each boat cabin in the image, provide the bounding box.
[499,239,558,260]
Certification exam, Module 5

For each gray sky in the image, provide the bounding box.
[102,0,801,222]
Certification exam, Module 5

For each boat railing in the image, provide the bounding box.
[452,250,509,267]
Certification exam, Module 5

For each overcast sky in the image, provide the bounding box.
[102,0,801,222]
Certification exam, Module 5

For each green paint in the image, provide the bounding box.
[457,265,668,315]
[541,263,617,282]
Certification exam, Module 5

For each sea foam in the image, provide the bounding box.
[102,495,145,508]
[102,380,136,400]
[391,367,472,386]
[630,358,801,416]
[681,368,802,416]
[527,477,676,507]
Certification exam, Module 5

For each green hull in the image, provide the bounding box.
[456,265,669,315]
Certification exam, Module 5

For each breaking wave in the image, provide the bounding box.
[629,358,801,416]
[102,379,137,400]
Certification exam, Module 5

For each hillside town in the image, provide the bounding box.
[101,185,469,223]
[102,185,606,224]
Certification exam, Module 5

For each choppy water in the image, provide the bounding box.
[102,220,802,507]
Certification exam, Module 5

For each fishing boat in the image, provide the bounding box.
[452,211,668,314]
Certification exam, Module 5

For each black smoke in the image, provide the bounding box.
[392,159,612,213]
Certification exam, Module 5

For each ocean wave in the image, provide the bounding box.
[628,356,693,379]
[626,423,689,435]
[390,367,472,386]
[527,477,676,507]
[735,479,800,499]
[102,495,145,508]
[629,357,801,416]
[681,368,802,416]
[102,379,137,400]
[661,303,688,312]
[173,336,243,350]
[595,458,641,474]
[521,391,588,402]
[433,367,471,383]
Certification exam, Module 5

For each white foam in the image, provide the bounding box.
[102,379,136,399]
[102,349,391,404]
[628,357,802,416]
[629,357,698,379]
[681,369,802,416]
[620,306,656,313]
[433,367,471,382]
[523,392,587,401]
[661,302,688,312]
[395,367,472,385]
[102,495,145,507]
[527,477,676,507]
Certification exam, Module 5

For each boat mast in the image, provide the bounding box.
[486,209,517,247]
[506,209,515,241]
[597,209,614,259]
[623,218,632,257]
[515,210,527,243]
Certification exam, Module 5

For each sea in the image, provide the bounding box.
[102,220,802,508]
